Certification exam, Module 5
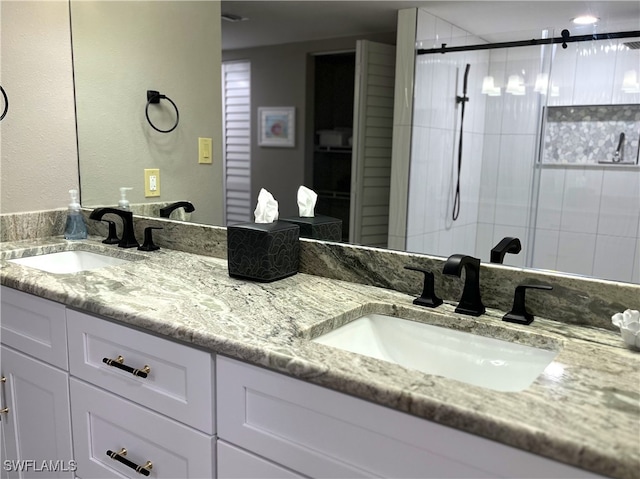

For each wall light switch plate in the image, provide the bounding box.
[144,168,160,197]
[199,137,213,164]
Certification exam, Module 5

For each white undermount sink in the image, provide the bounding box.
[312,314,559,392]
[8,250,132,274]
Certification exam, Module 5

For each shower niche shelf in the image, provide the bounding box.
[542,104,640,166]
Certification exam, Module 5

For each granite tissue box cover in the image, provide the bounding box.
[227,221,300,282]
[279,214,342,241]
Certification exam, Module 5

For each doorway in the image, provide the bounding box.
[312,52,356,242]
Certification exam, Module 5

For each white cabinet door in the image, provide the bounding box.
[0,286,68,369]
[217,441,305,479]
[0,346,74,479]
[70,379,214,479]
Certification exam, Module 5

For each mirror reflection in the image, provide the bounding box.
[72,0,224,225]
[403,26,640,285]
[72,1,640,284]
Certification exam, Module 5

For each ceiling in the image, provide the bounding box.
[221,1,640,50]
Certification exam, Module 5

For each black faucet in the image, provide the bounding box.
[490,237,522,264]
[89,208,139,248]
[159,201,195,218]
[442,254,485,316]
[613,132,625,163]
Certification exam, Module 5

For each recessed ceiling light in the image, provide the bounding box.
[572,15,599,25]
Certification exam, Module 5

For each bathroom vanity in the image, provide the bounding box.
[0,220,638,479]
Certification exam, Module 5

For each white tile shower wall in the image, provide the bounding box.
[546,45,576,107]
[533,167,639,282]
[493,134,536,229]
[531,41,640,283]
[409,15,639,282]
[548,40,640,107]
[572,41,618,105]
[407,10,489,258]
[560,168,604,234]
[474,223,495,261]
[477,134,500,225]
[592,235,637,282]
[556,231,597,276]
[531,228,560,271]
[598,169,640,238]
[535,168,565,230]
[612,45,640,105]
[499,46,544,136]
[474,45,544,264]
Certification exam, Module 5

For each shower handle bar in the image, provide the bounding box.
[453,63,470,221]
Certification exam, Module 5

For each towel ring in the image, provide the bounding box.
[145,90,179,133]
[0,85,8,122]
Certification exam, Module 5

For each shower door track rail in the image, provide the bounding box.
[417,29,640,55]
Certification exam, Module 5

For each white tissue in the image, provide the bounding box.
[254,188,279,223]
[297,185,318,217]
[611,309,640,349]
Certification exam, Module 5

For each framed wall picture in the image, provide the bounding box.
[258,107,295,147]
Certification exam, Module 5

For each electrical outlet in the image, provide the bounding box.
[144,168,160,197]
[199,137,213,164]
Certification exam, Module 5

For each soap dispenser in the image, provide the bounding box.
[64,189,88,240]
[118,187,132,210]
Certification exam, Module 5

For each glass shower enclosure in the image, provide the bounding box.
[405,18,640,283]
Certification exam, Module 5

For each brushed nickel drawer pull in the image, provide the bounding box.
[0,408,8,414]
[106,448,153,476]
[102,356,151,378]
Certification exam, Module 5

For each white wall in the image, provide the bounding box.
[0,0,79,213]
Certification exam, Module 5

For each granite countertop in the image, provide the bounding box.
[1,237,638,479]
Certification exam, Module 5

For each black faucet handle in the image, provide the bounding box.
[503,284,553,325]
[101,220,120,245]
[404,266,443,308]
[138,227,163,252]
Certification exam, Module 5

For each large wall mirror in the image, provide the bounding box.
[71,1,640,284]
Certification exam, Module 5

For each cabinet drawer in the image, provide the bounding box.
[67,309,214,434]
[0,286,68,369]
[217,441,304,479]
[70,379,214,479]
[217,356,601,479]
